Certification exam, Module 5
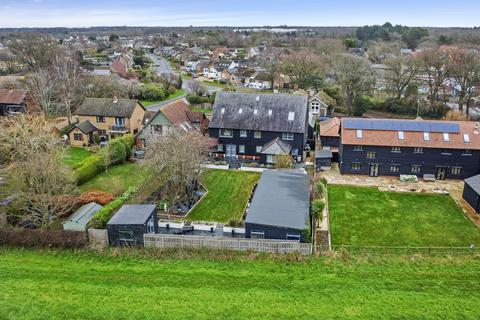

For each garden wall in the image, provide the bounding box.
[144,234,313,255]
[88,228,108,247]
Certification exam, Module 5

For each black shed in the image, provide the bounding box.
[245,170,311,242]
[463,175,480,214]
[315,149,333,170]
[107,205,158,246]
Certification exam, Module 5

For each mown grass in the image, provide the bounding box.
[78,163,151,195]
[328,185,480,247]
[0,247,480,319]
[187,169,260,223]
[62,147,92,167]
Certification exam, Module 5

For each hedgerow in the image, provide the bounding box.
[88,187,138,229]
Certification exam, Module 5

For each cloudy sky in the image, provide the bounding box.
[0,0,478,28]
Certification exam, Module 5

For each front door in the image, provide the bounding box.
[436,166,447,180]
[225,144,236,158]
[369,163,379,177]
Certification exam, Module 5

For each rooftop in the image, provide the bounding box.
[107,205,156,225]
[76,98,143,118]
[64,202,103,226]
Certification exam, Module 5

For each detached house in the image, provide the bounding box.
[209,92,308,164]
[0,88,27,116]
[68,98,145,147]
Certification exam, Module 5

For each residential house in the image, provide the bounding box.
[110,50,133,79]
[69,97,146,146]
[319,117,341,161]
[308,92,330,118]
[339,117,480,180]
[107,205,158,246]
[195,60,211,76]
[135,99,209,149]
[209,92,308,164]
[0,88,27,116]
[245,170,311,242]
[244,71,272,90]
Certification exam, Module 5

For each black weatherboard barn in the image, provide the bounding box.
[107,205,158,246]
[245,170,311,242]
[463,174,480,214]
[209,92,309,165]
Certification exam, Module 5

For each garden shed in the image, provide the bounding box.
[463,174,480,214]
[107,205,158,246]
[315,149,333,170]
[63,202,103,232]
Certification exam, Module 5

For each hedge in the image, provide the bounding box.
[0,229,87,248]
[88,187,138,229]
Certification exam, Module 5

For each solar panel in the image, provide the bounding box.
[343,118,460,133]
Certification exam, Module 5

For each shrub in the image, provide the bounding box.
[311,199,325,222]
[119,134,134,160]
[108,139,127,165]
[79,191,115,206]
[141,83,166,101]
[276,155,294,169]
[88,187,138,229]
[0,229,87,248]
[315,182,325,199]
[75,154,105,185]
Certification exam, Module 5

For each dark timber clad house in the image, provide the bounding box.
[107,205,158,246]
[209,92,308,165]
[339,117,480,180]
[463,174,480,214]
[245,170,311,242]
[319,117,341,162]
[0,89,27,116]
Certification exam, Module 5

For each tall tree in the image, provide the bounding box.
[419,49,450,104]
[384,56,422,100]
[281,49,325,89]
[8,33,59,71]
[25,68,58,117]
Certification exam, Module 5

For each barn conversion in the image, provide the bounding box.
[463,174,480,214]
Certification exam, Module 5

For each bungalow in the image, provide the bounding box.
[0,88,27,116]
[339,117,480,180]
[209,92,308,164]
[245,170,311,242]
[69,97,145,146]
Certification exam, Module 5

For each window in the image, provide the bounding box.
[292,148,299,156]
[288,112,295,121]
[423,132,430,141]
[266,154,276,164]
[366,152,376,159]
[254,131,262,139]
[118,229,134,244]
[397,131,404,140]
[462,149,472,156]
[413,147,423,154]
[282,132,294,141]
[353,145,363,152]
[96,116,105,123]
[391,147,401,153]
[356,129,363,139]
[441,149,451,155]
[221,107,225,114]
[286,234,301,241]
[239,145,245,154]
[217,144,223,152]
[73,133,83,141]
[115,117,125,127]
[240,130,247,138]
[152,125,163,134]
[389,164,400,172]
[464,133,470,143]
[251,230,265,239]
[411,164,422,174]
[311,101,320,113]
[443,132,450,142]
[146,217,155,234]
[219,129,233,138]
[351,162,361,171]
[452,166,462,175]
[256,146,262,153]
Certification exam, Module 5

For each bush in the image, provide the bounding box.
[119,134,134,160]
[74,154,105,185]
[88,187,138,229]
[79,191,115,206]
[141,83,166,101]
[0,229,87,248]
[108,139,127,165]
[315,182,325,199]
[311,199,325,222]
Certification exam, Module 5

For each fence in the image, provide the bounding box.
[144,234,313,255]
[88,228,108,247]
[317,244,479,256]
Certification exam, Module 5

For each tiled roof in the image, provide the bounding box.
[0,89,27,105]
[75,120,98,134]
[76,98,142,118]
[320,117,340,137]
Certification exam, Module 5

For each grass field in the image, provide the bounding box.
[1,248,480,319]
[187,169,260,223]
[62,147,92,167]
[328,185,480,247]
[79,163,151,195]
[140,89,185,107]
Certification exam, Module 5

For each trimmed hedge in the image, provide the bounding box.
[0,229,87,248]
[88,187,138,229]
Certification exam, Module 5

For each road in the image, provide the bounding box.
[148,53,176,80]
[145,94,187,112]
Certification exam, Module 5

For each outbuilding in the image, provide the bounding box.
[315,149,333,170]
[463,174,480,214]
[245,170,311,242]
[107,205,158,246]
[63,202,102,232]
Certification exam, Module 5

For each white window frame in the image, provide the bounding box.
[443,132,450,142]
[356,129,363,139]
[423,132,430,141]
[217,144,224,152]
[413,147,423,154]
[464,133,470,143]
[240,130,247,138]
[239,145,245,154]
[397,131,404,140]
[389,164,400,172]
[256,146,262,153]
[391,147,401,153]
[452,166,462,175]
[266,154,276,164]
[219,129,233,138]
[282,132,294,141]
[286,233,300,241]
[353,145,363,152]
[411,164,422,174]
[366,152,376,159]
[254,131,262,139]
[251,230,265,239]
[351,162,361,171]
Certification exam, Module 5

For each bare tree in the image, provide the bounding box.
[280,49,325,88]
[8,33,59,71]
[384,56,422,100]
[0,49,21,74]
[333,54,376,113]
[185,80,207,96]
[419,49,450,104]
[25,68,59,117]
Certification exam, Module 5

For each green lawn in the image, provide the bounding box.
[140,89,185,107]
[62,147,92,167]
[328,185,480,247]
[1,248,480,319]
[78,163,151,195]
[188,169,260,223]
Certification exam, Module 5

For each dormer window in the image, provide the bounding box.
[443,133,450,142]
[356,129,363,139]
[288,112,295,121]
[397,131,404,140]
[464,133,470,143]
[423,132,430,141]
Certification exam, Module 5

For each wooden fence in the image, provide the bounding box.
[144,234,313,255]
[88,228,108,247]
[317,244,479,256]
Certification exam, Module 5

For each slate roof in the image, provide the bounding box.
[315,149,333,159]
[76,98,142,118]
[465,174,480,194]
[260,138,291,155]
[0,89,27,105]
[245,170,310,230]
[107,205,156,225]
[209,92,308,134]
[64,202,102,227]
[71,120,98,134]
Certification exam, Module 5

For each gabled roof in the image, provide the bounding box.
[465,174,480,194]
[76,98,143,118]
[319,117,340,137]
[260,138,291,155]
[72,120,98,134]
[209,93,308,134]
[160,99,194,126]
[245,170,310,230]
[0,89,27,105]
[64,202,102,227]
[107,205,156,225]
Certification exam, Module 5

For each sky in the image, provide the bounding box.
[0,0,478,28]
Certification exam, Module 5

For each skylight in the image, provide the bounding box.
[238,108,243,114]
[253,109,258,115]
[268,109,272,116]
[423,132,430,141]
[288,112,295,121]
[221,108,225,114]
[356,129,363,139]
[464,133,470,143]
[443,132,450,142]
[398,131,404,140]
